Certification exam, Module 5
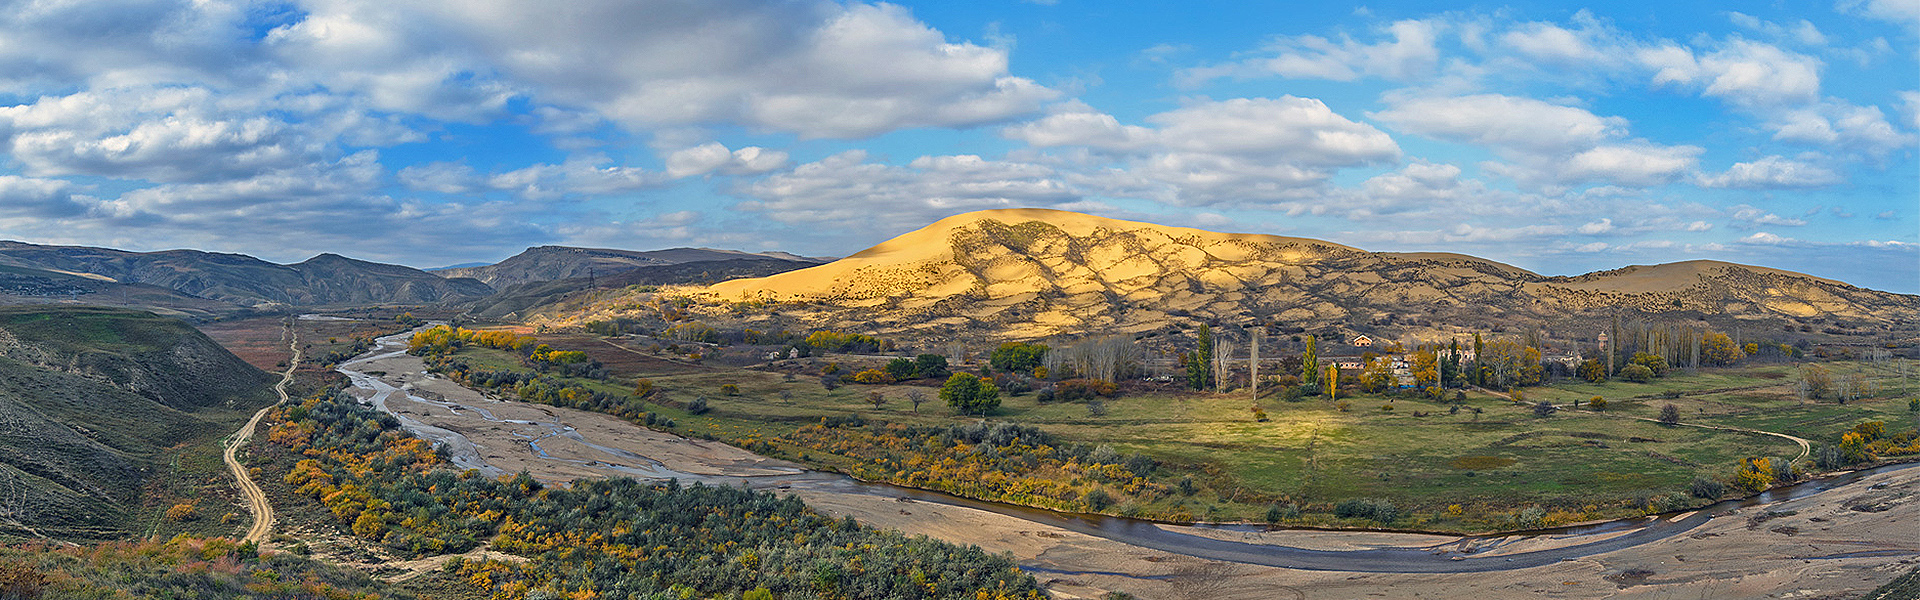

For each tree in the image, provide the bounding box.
[1325,364,1339,399]
[1853,420,1886,441]
[1839,432,1871,463]
[1588,396,1606,411]
[1629,352,1670,377]
[1188,325,1215,390]
[1659,403,1681,424]
[1608,315,1620,375]
[1699,332,1743,366]
[884,358,917,381]
[1046,336,1141,383]
[1300,335,1317,386]
[989,342,1049,373]
[1212,338,1236,391]
[1620,364,1655,383]
[940,373,1001,415]
[906,389,927,412]
[1411,350,1439,388]
[632,378,656,399]
[1359,356,1394,393]
[866,391,887,410]
[1734,457,1774,492]
[1518,346,1545,387]
[1471,333,1485,386]
[913,354,950,379]
[1689,477,1725,499]
[1799,364,1833,399]
[1577,359,1607,383]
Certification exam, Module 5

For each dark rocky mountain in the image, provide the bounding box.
[0,263,238,319]
[439,245,825,289]
[0,241,492,308]
[289,253,493,305]
[0,306,275,540]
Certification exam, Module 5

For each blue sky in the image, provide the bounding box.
[0,1,1915,292]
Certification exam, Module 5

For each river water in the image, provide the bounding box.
[334,327,1916,574]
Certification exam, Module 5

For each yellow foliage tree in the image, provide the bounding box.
[1734,457,1774,492]
[1700,332,1744,366]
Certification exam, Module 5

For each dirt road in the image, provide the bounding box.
[223,321,295,544]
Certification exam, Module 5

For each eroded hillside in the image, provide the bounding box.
[0,307,275,540]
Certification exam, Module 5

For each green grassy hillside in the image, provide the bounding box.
[0,306,276,541]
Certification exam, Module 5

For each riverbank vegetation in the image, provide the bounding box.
[262,390,1045,600]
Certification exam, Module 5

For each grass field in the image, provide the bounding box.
[440,331,1919,531]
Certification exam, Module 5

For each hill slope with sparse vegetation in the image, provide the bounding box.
[0,306,276,541]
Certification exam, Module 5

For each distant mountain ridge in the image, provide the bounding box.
[439,245,827,288]
[660,209,1920,341]
[465,257,825,319]
[0,241,492,307]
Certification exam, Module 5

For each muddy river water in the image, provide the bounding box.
[336,328,1920,596]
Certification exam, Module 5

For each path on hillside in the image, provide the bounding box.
[597,336,711,369]
[224,320,296,544]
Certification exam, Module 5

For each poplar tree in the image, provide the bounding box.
[1608,315,1621,375]
[1186,324,1214,390]
[1301,335,1318,386]
[1471,333,1485,387]
[1199,324,1214,390]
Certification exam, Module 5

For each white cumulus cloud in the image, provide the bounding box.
[1179,18,1443,84]
[1696,156,1843,189]
[267,0,1058,138]
[1372,94,1627,154]
[665,143,791,178]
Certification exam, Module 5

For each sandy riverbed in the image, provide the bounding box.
[338,333,1918,599]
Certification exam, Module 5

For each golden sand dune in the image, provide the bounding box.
[566,209,1914,340]
[710,209,1355,302]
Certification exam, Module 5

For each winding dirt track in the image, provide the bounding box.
[1478,384,1813,462]
[1627,414,1813,462]
[223,321,296,544]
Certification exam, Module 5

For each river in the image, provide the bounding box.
[334,327,1919,580]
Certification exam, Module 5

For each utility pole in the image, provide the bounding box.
[587,265,597,290]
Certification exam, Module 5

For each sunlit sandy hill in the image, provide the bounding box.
[556,209,1916,341]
